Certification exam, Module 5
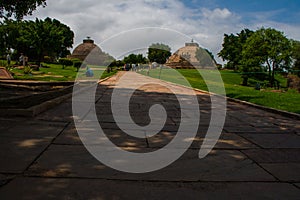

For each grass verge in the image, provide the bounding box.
[139,68,300,114]
[8,62,117,81]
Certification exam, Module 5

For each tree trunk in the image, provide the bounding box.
[271,62,276,88]
[266,60,273,87]
[242,77,248,86]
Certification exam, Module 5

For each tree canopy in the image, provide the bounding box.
[219,27,292,86]
[0,17,74,64]
[123,53,147,64]
[242,28,292,86]
[218,29,253,70]
[0,0,46,20]
[148,43,171,64]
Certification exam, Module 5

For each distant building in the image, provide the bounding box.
[166,40,215,69]
[70,37,114,65]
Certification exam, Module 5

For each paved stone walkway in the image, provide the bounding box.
[0,72,299,199]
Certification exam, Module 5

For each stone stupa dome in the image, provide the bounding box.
[166,40,215,69]
[71,37,114,65]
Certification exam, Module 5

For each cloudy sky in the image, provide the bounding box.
[25,0,300,63]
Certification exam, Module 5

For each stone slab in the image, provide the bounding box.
[0,120,65,173]
[0,137,51,173]
[26,145,274,181]
[223,126,257,133]
[242,149,300,163]
[115,150,274,182]
[261,163,300,182]
[1,123,65,139]
[0,120,16,132]
[240,133,300,148]
[26,145,120,178]
[1,178,299,200]
[35,100,74,122]
[200,133,258,149]
[54,125,147,147]
[0,174,14,187]
[147,132,257,149]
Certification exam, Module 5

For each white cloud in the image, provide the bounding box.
[25,0,300,64]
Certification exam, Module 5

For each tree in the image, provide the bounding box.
[148,43,171,64]
[59,58,73,69]
[0,19,20,56]
[242,28,292,87]
[0,0,46,20]
[218,29,253,70]
[15,17,74,64]
[123,53,147,64]
[291,40,300,77]
[136,54,147,64]
[123,54,138,64]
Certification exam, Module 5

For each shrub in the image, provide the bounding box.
[71,58,81,62]
[59,58,73,69]
[73,61,83,72]
[43,56,57,64]
[24,66,32,74]
[287,75,300,92]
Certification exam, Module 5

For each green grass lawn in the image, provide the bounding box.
[139,68,300,114]
[7,62,116,81]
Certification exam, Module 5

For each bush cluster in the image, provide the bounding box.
[58,58,86,71]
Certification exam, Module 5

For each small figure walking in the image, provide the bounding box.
[19,53,24,66]
[6,54,11,66]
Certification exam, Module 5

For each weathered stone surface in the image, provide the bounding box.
[25,146,273,181]
[54,125,147,147]
[1,122,65,139]
[1,72,300,198]
[0,174,14,187]
[261,163,300,182]
[36,101,74,122]
[26,145,119,178]
[0,137,51,173]
[242,149,300,163]
[116,150,274,182]
[240,133,300,148]
[0,119,16,132]
[224,126,257,133]
[1,178,299,200]
[0,121,65,173]
[147,132,257,149]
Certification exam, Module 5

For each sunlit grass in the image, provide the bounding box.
[9,62,116,81]
[139,68,300,114]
